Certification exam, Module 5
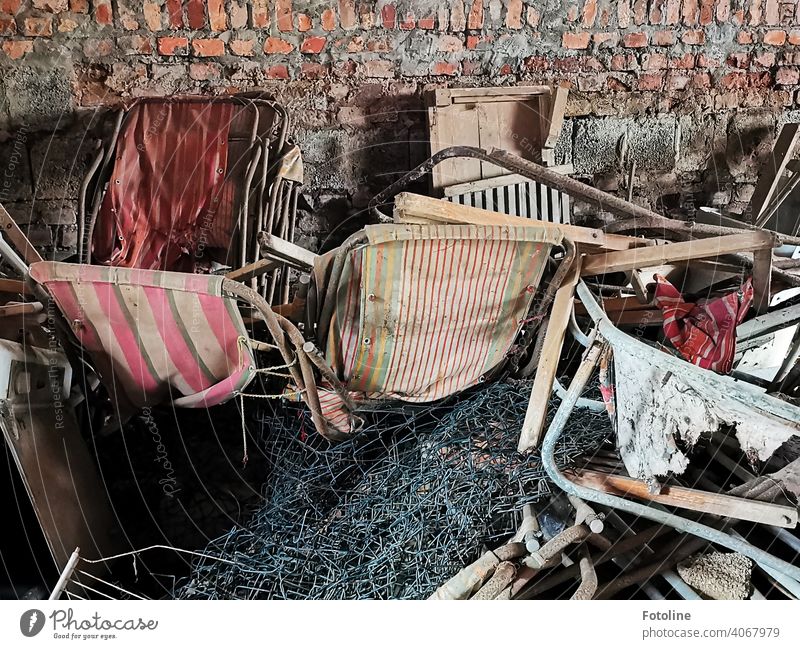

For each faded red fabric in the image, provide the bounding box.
[92,100,236,272]
[653,275,753,374]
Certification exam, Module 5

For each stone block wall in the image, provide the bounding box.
[1,1,800,254]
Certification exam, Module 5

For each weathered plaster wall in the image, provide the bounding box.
[1,1,800,255]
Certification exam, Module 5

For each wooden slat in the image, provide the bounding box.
[518,256,581,452]
[225,258,279,283]
[257,233,317,268]
[581,231,776,276]
[0,278,30,294]
[394,192,649,251]
[752,248,773,315]
[567,469,798,528]
[0,203,43,265]
[750,123,800,223]
[544,83,569,150]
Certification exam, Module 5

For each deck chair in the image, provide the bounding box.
[304,222,564,435]
[80,96,290,275]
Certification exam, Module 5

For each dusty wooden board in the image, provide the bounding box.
[394,192,649,251]
[750,123,800,225]
[518,256,581,452]
[568,469,798,528]
[225,258,279,283]
[258,232,317,268]
[581,231,776,276]
[0,203,43,266]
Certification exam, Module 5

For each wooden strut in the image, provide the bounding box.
[567,468,799,528]
[0,202,43,266]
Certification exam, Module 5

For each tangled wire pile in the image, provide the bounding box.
[176,380,612,599]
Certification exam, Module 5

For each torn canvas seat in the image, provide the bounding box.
[308,223,564,434]
[81,96,290,274]
[29,262,258,415]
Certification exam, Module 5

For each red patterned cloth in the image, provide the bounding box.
[653,275,754,374]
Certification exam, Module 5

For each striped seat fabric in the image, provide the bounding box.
[318,223,562,434]
[30,262,256,414]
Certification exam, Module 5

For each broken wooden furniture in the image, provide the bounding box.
[539,282,800,583]
[304,222,564,436]
[80,96,291,277]
[748,122,800,233]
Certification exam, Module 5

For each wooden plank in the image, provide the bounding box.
[581,231,776,276]
[428,103,482,189]
[258,233,317,268]
[752,248,773,315]
[0,278,30,294]
[394,192,650,252]
[567,469,798,528]
[0,202,43,265]
[0,302,41,318]
[750,123,800,223]
[225,258,279,283]
[738,301,800,341]
[442,168,574,197]
[518,256,581,452]
[544,83,569,150]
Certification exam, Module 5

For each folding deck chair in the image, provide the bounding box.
[80,96,299,291]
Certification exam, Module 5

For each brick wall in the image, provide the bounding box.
[2,1,800,255]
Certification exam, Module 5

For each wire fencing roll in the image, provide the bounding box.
[176,379,612,599]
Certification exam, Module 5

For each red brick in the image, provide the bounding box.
[266,64,289,80]
[699,0,714,24]
[366,37,393,52]
[143,1,162,30]
[227,39,252,56]
[83,38,113,57]
[637,73,664,90]
[167,0,183,28]
[70,0,87,12]
[643,52,668,70]
[617,0,630,28]
[776,67,800,85]
[562,32,590,49]
[264,37,293,54]
[789,31,800,46]
[467,0,483,29]
[581,0,597,26]
[57,16,78,32]
[0,0,20,12]
[748,71,771,88]
[95,0,112,25]
[692,72,711,88]
[193,38,224,56]
[23,16,52,37]
[526,6,540,26]
[765,0,779,24]
[652,30,675,46]
[418,14,435,29]
[507,0,523,28]
[121,35,153,54]
[363,59,393,78]
[682,0,698,24]
[301,62,328,79]
[277,0,292,31]
[718,72,746,90]
[462,59,482,76]
[359,4,375,28]
[566,5,579,21]
[671,53,696,69]
[697,53,719,68]
[753,51,776,67]
[667,72,690,90]
[339,0,356,29]
[189,62,220,81]
[321,8,336,30]
[682,29,705,45]
[208,0,226,31]
[252,0,269,28]
[593,32,617,46]
[438,34,463,52]
[158,36,188,55]
[665,0,681,24]
[399,12,414,29]
[648,0,664,22]
[187,0,205,29]
[0,15,15,35]
[749,0,762,25]
[716,0,730,21]
[432,61,459,76]
[727,52,750,68]
[300,36,326,54]
[450,1,465,30]
[737,30,753,44]
[610,53,638,71]
[381,4,396,28]
[764,30,786,46]
[295,12,311,31]
[2,40,32,59]
[633,0,647,24]
[332,59,357,76]
[622,31,648,47]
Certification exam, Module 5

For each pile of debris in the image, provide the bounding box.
[2,87,800,600]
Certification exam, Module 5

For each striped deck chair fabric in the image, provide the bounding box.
[319,223,563,433]
[30,262,256,414]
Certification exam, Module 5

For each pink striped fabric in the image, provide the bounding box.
[319,224,561,433]
[30,262,256,413]
[653,274,754,373]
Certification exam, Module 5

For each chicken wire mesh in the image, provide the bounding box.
[175,379,612,600]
